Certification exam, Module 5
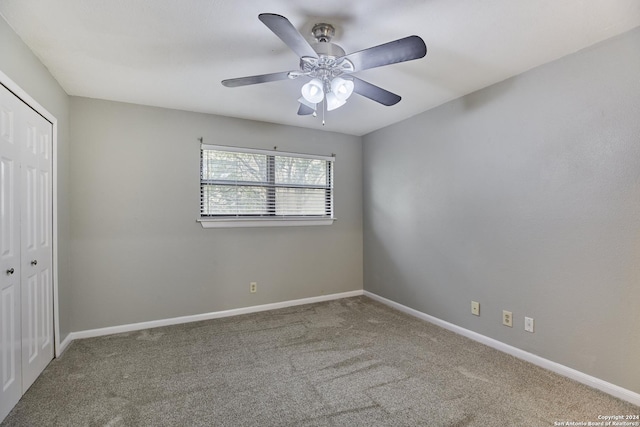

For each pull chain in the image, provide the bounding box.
[322,98,326,126]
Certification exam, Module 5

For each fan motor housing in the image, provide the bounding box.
[311,42,346,58]
[310,23,345,58]
[300,23,354,78]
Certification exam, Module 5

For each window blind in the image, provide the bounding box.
[200,145,334,219]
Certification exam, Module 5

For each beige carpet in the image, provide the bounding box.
[2,296,638,426]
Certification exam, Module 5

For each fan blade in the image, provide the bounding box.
[352,77,401,106]
[259,13,318,59]
[341,35,426,71]
[222,71,292,87]
[297,103,315,116]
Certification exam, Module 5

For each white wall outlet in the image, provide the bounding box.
[502,310,513,327]
[250,282,257,293]
[471,301,480,316]
[525,317,534,333]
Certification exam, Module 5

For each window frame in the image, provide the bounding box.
[198,144,335,228]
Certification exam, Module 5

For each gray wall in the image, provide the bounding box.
[69,97,363,331]
[363,27,640,393]
[0,17,72,342]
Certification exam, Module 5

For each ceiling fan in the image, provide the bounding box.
[222,13,427,120]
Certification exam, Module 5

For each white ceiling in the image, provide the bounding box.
[2,0,639,136]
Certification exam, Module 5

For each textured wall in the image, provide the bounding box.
[0,17,72,342]
[69,97,363,331]
[363,27,640,393]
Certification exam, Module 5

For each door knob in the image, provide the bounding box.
[6,268,14,275]
[31,260,37,266]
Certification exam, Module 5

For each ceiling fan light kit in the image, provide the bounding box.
[221,13,427,123]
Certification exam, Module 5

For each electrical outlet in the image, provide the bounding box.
[502,310,513,327]
[524,317,534,333]
[250,282,257,293]
[471,301,480,316]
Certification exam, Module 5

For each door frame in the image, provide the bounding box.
[0,70,61,357]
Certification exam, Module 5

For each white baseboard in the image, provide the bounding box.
[364,291,640,407]
[66,290,364,342]
[57,333,73,357]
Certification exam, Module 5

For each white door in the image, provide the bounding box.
[0,83,24,421]
[0,83,53,420]
[20,96,53,391]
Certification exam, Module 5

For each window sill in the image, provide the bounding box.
[197,218,335,228]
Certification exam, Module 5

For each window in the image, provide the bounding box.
[199,144,335,228]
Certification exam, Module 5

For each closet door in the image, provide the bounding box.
[0,84,23,421]
[0,83,53,420]
[19,91,54,392]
